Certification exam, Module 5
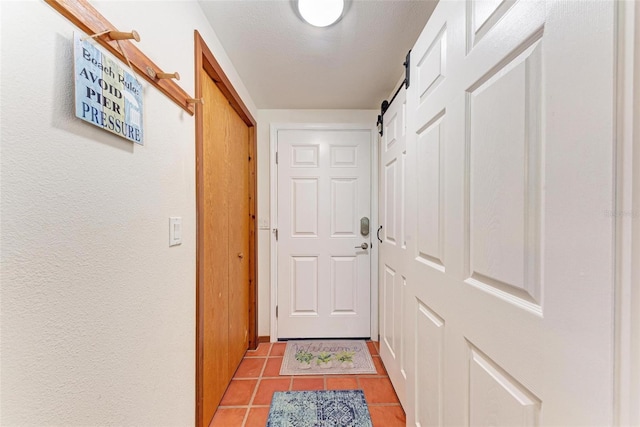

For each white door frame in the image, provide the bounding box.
[615,1,640,425]
[269,123,379,342]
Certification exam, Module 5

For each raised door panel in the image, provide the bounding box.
[467,0,517,51]
[330,256,358,314]
[415,300,444,427]
[331,178,358,237]
[331,145,358,168]
[416,112,445,271]
[384,160,397,245]
[383,265,397,357]
[290,256,319,315]
[468,344,540,426]
[291,178,319,237]
[290,144,319,167]
[382,266,407,368]
[385,109,399,151]
[417,25,446,103]
[465,39,542,311]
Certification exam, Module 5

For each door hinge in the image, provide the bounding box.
[275,151,278,164]
[274,228,278,241]
[276,305,278,318]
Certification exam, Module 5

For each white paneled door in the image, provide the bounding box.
[382,1,617,425]
[276,128,372,339]
[378,87,408,408]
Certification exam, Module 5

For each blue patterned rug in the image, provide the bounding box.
[267,390,372,427]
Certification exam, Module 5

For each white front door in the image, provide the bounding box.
[384,0,616,425]
[276,127,372,339]
[378,87,408,407]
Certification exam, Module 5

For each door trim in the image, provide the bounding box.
[615,2,640,425]
[194,30,258,427]
[269,123,379,341]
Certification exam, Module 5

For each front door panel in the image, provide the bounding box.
[277,128,372,338]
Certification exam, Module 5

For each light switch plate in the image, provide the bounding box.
[169,217,182,246]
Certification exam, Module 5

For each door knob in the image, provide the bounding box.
[237,252,244,259]
[355,242,369,250]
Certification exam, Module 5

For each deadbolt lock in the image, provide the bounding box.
[360,217,370,236]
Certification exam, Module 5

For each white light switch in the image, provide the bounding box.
[258,218,270,230]
[170,217,182,246]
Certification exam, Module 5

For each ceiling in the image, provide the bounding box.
[198,0,437,110]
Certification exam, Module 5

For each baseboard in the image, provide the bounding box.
[258,335,270,343]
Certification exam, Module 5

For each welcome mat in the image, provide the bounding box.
[280,340,376,375]
[267,390,372,427]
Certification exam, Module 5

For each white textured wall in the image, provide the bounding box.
[256,110,378,337]
[0,1,255,425]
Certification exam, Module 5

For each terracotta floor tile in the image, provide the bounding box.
[234,358,266,378]
[270,342,286,356]
[326,376,359,390]
[211,341,404,426]
[359,377,400,404]
[209,407,246,427]
[246,342,271,357]
[368,405,406,427]
[252,378,291,405]
[291,377,324,391]
[262,357,283,377]
[367,341,379,356]
[372,356,387,376]
[219,379,257,406]
[245,407,270,427]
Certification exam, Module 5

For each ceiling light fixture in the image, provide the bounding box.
[298,0,344,27]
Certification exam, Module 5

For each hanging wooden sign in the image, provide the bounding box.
[74,32,144,145]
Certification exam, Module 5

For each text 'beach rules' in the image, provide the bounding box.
[74,32,143,145]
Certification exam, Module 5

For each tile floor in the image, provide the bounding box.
[209,341,406,427]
